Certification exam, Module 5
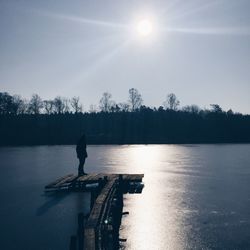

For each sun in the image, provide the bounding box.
[136,19,153,36]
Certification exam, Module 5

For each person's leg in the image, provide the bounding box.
[78,157,84,176]
[82,158,86,174]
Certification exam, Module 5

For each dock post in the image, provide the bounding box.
[118,174,124,207]
[77,213,84,250]
[69,235,77,250]
[103,176,108,188]
[90,188,98,210]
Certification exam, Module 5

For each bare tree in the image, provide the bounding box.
[118,102,130,112]
[44,100,54,114]
[13,95,27,114]
[99,92,113,112]
[163,93,180,111]
[128,88,143,111]
[71,96,82,113]
[28,94,43,114]
[63,98,71,113]
[89,104,98,113]
[53,96,65,114]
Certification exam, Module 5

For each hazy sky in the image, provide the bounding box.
[1,0,250,113]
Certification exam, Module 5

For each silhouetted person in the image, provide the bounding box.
[76,134,88,176]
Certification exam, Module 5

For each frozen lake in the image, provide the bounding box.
[0,144,250,249]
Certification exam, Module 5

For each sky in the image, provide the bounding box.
[0,0,250,113]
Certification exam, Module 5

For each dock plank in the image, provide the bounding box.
[86,178,117,227]
[84,176,119,249]
[123,174,144,182]
[77,174,98,182]
[76,175,89,182]
[53,175,78,188]
[86,173,101,182]
[45,174,73,189]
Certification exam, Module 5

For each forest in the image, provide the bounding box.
[0,90,250,145]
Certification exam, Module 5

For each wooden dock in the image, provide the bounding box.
[45,173,144,250]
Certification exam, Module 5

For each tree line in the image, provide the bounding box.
[0,88,186,114]
[0,89,250,145]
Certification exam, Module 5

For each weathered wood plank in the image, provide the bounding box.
[77,173,103,182]
[93,173,107,180]
[123,174,144,182]
[84,228,96,250]
[53,175,78,188]
[86,178,117,228]
[94,173,116,181]
[84,176,119,249]
[86,173,101,182]
[45,174,73,188]
[107,174,119,180]
[45,173,144,190]
[76,174,92,182]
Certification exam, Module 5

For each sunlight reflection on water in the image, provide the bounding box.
[119,145,189,250]
[110,144,250,250]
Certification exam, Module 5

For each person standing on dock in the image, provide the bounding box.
[76,134,88,176]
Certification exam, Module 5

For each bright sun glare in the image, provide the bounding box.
[136,19,153,36]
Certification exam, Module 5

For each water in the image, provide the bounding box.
[0,145,250,250]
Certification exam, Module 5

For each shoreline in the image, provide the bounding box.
[1,141,250,147]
